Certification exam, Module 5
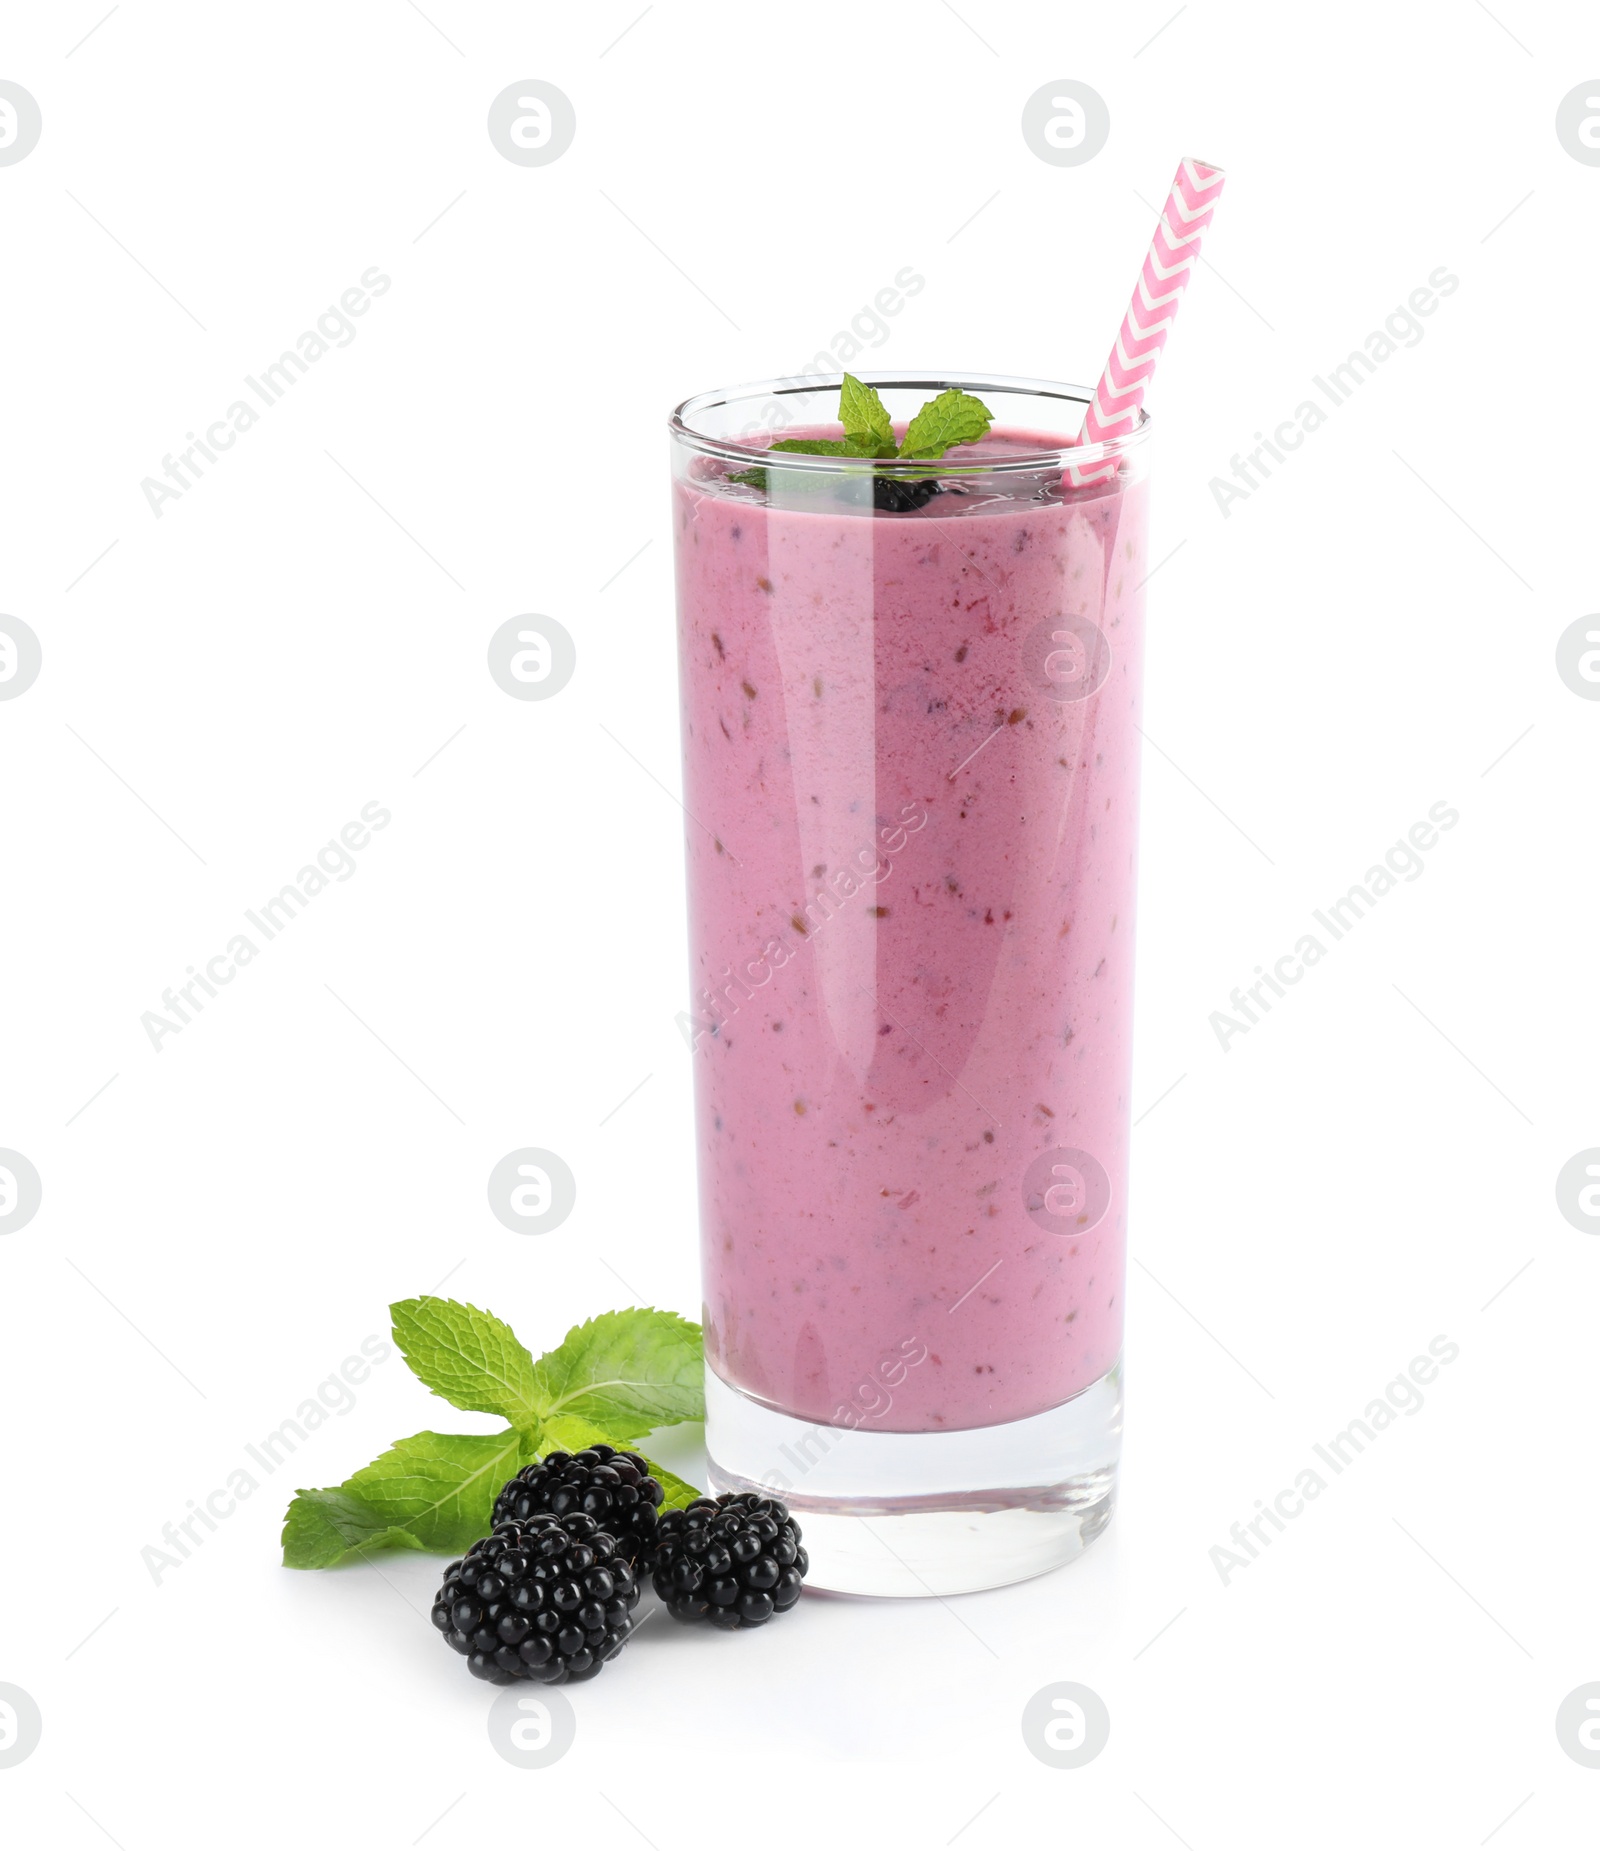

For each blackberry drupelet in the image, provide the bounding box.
[873,476,942,513]
[491,1445,664,1566]
[431,1513,639,1684]
[650,1493,807,1629]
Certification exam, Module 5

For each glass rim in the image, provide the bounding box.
[669,370,1150,476]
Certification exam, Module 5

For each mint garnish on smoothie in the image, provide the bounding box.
[729,374,993,507]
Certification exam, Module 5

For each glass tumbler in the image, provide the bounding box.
[670,373,1149,1595]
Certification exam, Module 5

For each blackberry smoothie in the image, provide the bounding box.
[670,376,1148,1592]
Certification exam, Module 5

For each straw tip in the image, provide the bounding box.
[1183,154,1226,180]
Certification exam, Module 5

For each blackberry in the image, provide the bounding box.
[491,1445,664,1567]
[431,1513,639,1684]
[874,475,941,513]
[650,1493,807,1629]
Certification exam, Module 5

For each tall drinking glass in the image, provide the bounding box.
[670,374,1148,1594]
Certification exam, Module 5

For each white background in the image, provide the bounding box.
[2,1,1597,1843]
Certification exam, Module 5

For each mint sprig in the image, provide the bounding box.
[728,374,993,492]
[899,386,993,459]
[281,1298,705,1568]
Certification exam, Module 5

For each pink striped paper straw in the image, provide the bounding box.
[1068,156,1226,486]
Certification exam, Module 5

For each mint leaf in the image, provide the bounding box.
[771,435,888,460]
[740,435,881,494]
[729,439,851,492]
[838,374,895,456]
[899,387,993,460]
[281,1487,432,1569]
[281,1428,534,1568]
[346,1429,533,1548]
[768,438,854,456]
[529,1308,703,1441]
[391,1297,542,1428]
[345,1430,533,1548]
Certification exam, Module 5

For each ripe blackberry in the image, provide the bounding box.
[491,1445,664,1566]
[431,1513,639,1684]
[874,475,942,513]
[650,1493,807,1629]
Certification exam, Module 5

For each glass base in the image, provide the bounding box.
[704,1361,1121,1597]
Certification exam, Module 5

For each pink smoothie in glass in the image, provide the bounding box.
[675,428,1146,1434]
